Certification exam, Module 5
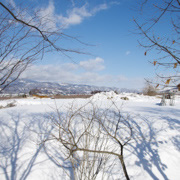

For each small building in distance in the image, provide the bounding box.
[158,85,180,106]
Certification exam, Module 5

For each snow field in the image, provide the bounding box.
[0,92,179,180]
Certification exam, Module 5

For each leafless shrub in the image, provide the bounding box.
[6,102,16,108]
[0,101,16,109]
[43,101,133,180]
[91,90,103,95]
[121,97,129,100]
[143,83,157,96]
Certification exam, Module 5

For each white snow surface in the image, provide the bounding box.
[0,92,180,180]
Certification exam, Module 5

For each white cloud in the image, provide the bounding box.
[21,64,113,86]
[58,5,91,27]
[37,1,58,31]
[22,57,105,82]
[91,4,108,14]
[58,6,91,28]
[126,51,131,55]
[79,57,105,71]
[6,0,56,31]
[32,1,109,30]
[58,3,108,28]
[61,63,78,71]
[110,1,121,6]
[21,58,144,89]
[7,1,109,30]
[22,64,76,83]
[9,0,16,8]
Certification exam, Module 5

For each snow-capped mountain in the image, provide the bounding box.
[0,79,139,95]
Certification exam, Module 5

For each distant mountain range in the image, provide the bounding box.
[0,79,139,95]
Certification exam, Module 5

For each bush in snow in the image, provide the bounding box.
[44,101,133,180]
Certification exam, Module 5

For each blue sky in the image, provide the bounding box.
[6,0,164,90]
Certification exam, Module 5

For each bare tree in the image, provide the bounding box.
[134,0,180,88]
[143,82,157,96]
[43,101,133,180]
[0,2,84,92]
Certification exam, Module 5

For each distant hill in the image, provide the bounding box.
[0,79,139,95]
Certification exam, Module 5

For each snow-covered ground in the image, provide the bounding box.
[0,92,179,180]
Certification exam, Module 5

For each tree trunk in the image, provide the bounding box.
[119,156,130,180]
